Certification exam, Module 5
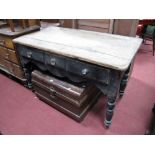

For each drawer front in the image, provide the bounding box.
[66,59,110,84]
[0,56,5,67]
[0,35,14,49]
[45,53,66,70]
[0,45,7,57]
[12,63,24,78]
[3,59,12,72]
[19,46,44,62]
[6,49,19,64]
[3,59,24,78]
[0,46,19,64]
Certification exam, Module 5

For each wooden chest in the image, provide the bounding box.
[32,70,101,122]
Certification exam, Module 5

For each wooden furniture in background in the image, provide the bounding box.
[0,19,40,82]
[6,19,40,32]
[60,19,138,37]
[113,19,139,37]
[75,19,114,33]
[59,19,76,28]
[14,27,142,128]
[41,19,59,23]
[40,19,60,29]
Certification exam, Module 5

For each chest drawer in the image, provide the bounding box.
[0,56,5,67]
[0,46,19,64]
[12,63,24,78]
[0,35,14,49]
[66,59,110,84]
[3,59,24,79]
[19,46,44,63]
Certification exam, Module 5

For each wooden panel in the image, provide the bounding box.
[59,19,75,28]
[12,63,24,78]
[41,19,59,23]
[79,19,110,24]
[28,19,40,26]
[0,35,14,49]
[3,59,12,72]
[0,46,19,64]
[0,45,6,57]
[0,56,5,67]
[78,25,109,33]
[113,19,139,37]
[3,59,24,78]
[77,19,114,33]
[7,49,19,64]
[78,20,110,29]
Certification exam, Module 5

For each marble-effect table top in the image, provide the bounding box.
[13,26,142,71]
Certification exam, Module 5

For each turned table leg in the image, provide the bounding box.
[119,66,131,97]
[119,74,129,97]
[104,96,117,128]
[23,67,32,88]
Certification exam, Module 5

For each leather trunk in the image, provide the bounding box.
[32,70,101,122]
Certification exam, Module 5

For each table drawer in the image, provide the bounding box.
[45,53,66,69]
[0,46,19,64]
[66,59,110,84]
[20,46,44,63]
[0,35,14,49]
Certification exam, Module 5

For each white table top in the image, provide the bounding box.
[13,26,142,71]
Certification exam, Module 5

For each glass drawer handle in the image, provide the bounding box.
[81,68,89,75]
[27,51,32,58]
[50,58,56,66]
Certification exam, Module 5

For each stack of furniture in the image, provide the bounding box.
[0,19,40,83]
[32,70,101,121]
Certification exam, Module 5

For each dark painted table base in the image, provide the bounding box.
[15,44,132,128]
